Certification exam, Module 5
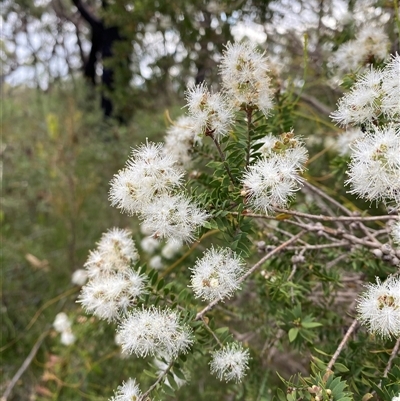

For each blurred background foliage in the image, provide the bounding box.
[2,0,400,400]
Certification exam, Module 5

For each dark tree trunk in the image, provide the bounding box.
[72,0,123,118]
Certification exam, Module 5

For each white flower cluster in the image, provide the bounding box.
[109,142,208,244]
[331,55,400,127]
[71,269,88,286]
[331,55,400,207]
[84,228,139,277]
[190,247,245,302]
[219,41,274,115]
[210,342,250,382]
[392,394,400,401]
[53,312,76,346]
[185,83,234,140]
[164,115,202,167]
[345,125,400,205]
[109,142,183,216]
[162,40,275,168]
[109,378,141,401]
[334,128,364,157]
[330,25,389,74]
[241,132,308,213]
[78,228,146,322]
[357,276,400,339]
[117,307,193,358]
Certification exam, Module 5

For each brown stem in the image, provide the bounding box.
[383,337,400,378]
[2,329,50,401]
[245,107,253,168]
[207,131,236,186]
[326,319,358,372]
[201,317,224,347]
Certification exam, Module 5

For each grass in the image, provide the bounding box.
[1,82,184,400]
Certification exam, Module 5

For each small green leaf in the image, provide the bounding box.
[143,369,157,378]
[288,328,299,342]
[334,363,349,373]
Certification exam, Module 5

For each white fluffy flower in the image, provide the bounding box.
[53,312,71,333]
[190,247,245,302]
[71,269,88,286]
[256,131,308,168]
[54,313,76,345]
[357,276,400,339]
[381,54,400,119]
[164,115,203,167]
[185,83,234,139]
[242,146,306,214]
[331,55,400,127]
[78,269,146,322]
[140,236,160,255]
[345,125,400,205]
[149,255,164,270]
[210,342,250,382]
[331,68,384,126]
[109,142,184,215]
[109,378,142,401]
[84,228,139,278]
[161,241,181,260]
[140,193,208,244]
[335,128,364,156]
[117,307,193,358]
[220,41,274,115]
[331,25,389,73]
[392,394,400,401]
[60,330,76,346]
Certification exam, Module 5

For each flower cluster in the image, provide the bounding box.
[332,55,400,208]
[345,125,400,205]
[185,83,234,139]
[210,342,250,382]
[84,228,139,277]
[117,307,193,358]
[53,312,76,346]
[357,276,400,339]
[78,228,146,322]
[109,142,183,216]
[331,55,400,127]
[109,142,208,244]
[164,115,202,167]
[109,378,142,401]
[334,128,364,157]
[241,132,308,213]
[219,41,274,115]
[330,25,389,74]
[190,247,245,302]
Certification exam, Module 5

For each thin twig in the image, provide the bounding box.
[2,329,50,401]
[138,360,174,401]
[208,132,236,185]
[302,181,353,216]
[195,230,306,320]
[326,319,358,372]
[383,337,400,378]
[201,317,224,347]
[245,107,253,168]
[272,209,396,223]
